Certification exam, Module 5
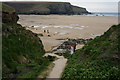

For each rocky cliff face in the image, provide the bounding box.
[2,3,46,78]
[72,6,89,14]
[2,4,19,23]
[5,2,89,15]
[47,2,73,14]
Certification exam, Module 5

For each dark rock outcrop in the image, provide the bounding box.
[54,38,92,54]
[72,5,89,15]
[4,2,90,15]
[2,4,19,23]
[47,2,73,14]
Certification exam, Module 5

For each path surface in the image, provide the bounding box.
[44,53,68,78]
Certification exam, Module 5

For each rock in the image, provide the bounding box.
[48,35,51,37]
[2,4,19,23]
[4,2,90,15]
[54,38,92,54]
[72,5,89,14]
[17,55,27,64]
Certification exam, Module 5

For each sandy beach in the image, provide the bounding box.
[18,15,118,51]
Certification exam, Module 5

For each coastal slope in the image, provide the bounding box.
[5,2,89,15]
[62,24,120,79]
[2,3,51,78]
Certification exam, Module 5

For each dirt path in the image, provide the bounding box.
[44,53,68,78]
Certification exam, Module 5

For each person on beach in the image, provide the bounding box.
[47,30,49,33]
[44,30,46,33]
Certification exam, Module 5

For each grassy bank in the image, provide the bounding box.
[2,3,55,79]
[62,25,120,79]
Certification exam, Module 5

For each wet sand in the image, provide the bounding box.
[18,15,118,51]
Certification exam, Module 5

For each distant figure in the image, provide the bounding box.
[70,45,75,54]
[67,38,70,41]
[96,15,98,16]
[47,30,49,33]
[44,30,46,33]
[31,26,34,28]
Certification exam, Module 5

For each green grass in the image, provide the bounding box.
[55,52,71,59]
[62,24,120,79]
[17,63,49,78]
[2,23,47,78]
[17,56,56,79]
[56,38,66,40]
[2,3,15,13]
[46,55,57,61]
[37,33,43,37]
[2,4,56,79]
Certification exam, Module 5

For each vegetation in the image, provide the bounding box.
[55,52,71,59]
[46,55,57,62]
[17,56,53,78]
[56,38,66,40]
[37,33,43,37]
[62,25,120,79]
[2,3,15,13]
[2,3,54,79]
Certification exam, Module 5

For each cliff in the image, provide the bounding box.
[2,3,19,23]
[4,2,89,15]
[72,5,89,14]
[2,3,50,78]
[62,25,120,79]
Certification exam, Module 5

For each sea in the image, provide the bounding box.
[91,12,118,16]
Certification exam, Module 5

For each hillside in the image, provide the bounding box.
[4,2,89,15]
[62,25,120,79]
[2,3,52,79]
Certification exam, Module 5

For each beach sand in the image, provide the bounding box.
[18,15,118,51]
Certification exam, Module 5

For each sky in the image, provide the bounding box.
[1,0,119,12]
[72,2,118,13]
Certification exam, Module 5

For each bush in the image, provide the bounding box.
[37,33,43,37]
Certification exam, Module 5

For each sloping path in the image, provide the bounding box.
[44,53,68,78]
